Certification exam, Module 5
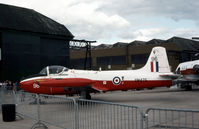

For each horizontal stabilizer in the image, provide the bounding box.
[159,73,180,79]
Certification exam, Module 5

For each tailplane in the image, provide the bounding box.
[142,47,171,73]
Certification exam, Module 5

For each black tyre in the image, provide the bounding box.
[2,104,16,122]
[86,93,91,100]
[185,86,192,91]
[80,91,91,100]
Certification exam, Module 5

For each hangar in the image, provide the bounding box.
[70,37,199,71]
[0,4,74,81]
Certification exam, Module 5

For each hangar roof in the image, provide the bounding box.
[129,40,146,46]
[147,39,165,45]
[88,37,199,51]
[93,44,112,49]
[0,3,74,38]
[112,42,128,48]
[165,37,199,51]
[128,37,199,51]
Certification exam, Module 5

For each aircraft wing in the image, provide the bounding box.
[92,86,109,92]
[174,77,199,83]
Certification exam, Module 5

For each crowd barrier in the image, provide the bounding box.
[15,92,143,129]
[145,107,199,129]
[76,99,143,129]
[0,87,16,110]
[1,88,199,129]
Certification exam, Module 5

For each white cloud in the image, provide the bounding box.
[100,0,199,22]
[171,28,199,39]
[120,28,168,42]
[4,0,130,41]
[0,0,199,44]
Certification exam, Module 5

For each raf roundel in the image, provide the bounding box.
[112,76,121,85]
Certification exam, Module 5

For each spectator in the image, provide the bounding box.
[13,82,17,94]
[6,81,13,94]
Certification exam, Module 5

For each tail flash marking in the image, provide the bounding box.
[156,61,159,72]
[151,62,154,72]
[151,61,159,72]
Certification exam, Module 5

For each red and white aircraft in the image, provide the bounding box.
[20,47,176,99]
[174,59,199,90]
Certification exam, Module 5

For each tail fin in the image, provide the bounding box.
[143,47,171,73]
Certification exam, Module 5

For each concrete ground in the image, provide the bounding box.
[0,112,61,129]
[91,86,199,111]
[1,86,199,129]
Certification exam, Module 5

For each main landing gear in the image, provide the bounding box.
[178,83,193,91]
[80,91,91,100]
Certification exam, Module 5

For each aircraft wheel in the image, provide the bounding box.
[185,86,192,91]
[80,91,91,100]
[86,93,91,100]
[80,91,86,99]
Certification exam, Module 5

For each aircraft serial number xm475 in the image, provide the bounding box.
[20,47,177,99]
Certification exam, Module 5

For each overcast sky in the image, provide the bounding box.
[0,0,199,44]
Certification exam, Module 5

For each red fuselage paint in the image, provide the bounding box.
[20,78,172,95]
[151,62,154,72]
[180,69,195,75]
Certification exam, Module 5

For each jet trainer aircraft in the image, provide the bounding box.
[174,59,199,90]
[20,46,176,99]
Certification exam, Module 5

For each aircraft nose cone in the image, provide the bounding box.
[19,79,34,91]
[19,80,27,89]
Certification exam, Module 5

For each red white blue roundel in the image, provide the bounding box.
[112,76,121,85]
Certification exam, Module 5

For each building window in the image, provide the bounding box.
[97,56,126,66]
[131,54,149,64]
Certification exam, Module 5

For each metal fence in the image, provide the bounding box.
[0,87,16,110]
[76,99,143,129]
[14,91,143,129]
[145,107,199,129]
[38,95,77,129]
[15,92,39,121]
[1,88,199,129]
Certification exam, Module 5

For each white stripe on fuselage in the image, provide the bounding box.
[21,69,171,83]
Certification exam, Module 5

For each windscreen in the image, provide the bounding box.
[39,67,47,75]
[39,66,68,75]
[49,66,67,74]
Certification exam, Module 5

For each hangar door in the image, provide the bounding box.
[40,37,70,69]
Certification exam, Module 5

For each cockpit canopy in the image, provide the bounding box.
[39,66,68,75]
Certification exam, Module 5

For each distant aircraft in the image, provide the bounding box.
[174,59,199,90]
[20,47,177,99]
